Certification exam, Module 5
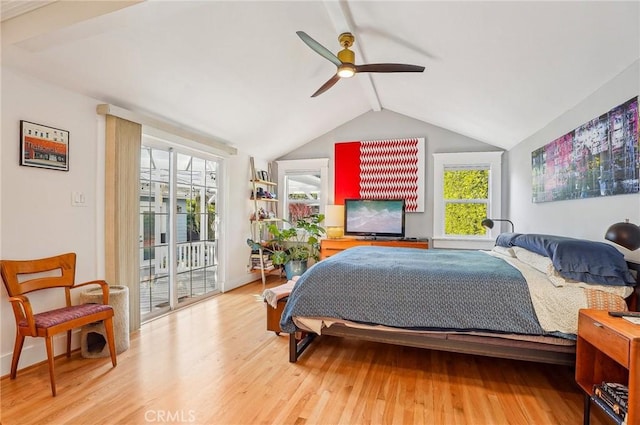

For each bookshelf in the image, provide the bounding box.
[249,156,280,287]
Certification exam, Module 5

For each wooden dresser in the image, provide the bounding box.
[320,238,428,260]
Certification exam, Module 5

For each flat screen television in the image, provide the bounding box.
[344,198,406,239]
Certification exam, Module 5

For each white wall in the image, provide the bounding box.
[224,151,273,290]
[0,68,255,376]
[508,60,640,263]
[279,109,500,240]
[1,68,106,375]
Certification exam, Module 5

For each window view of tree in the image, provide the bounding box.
[443,169,489,235]
[186,197,216,241]
[142,212,155,260]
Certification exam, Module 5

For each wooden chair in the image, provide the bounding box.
[0,252,117,396]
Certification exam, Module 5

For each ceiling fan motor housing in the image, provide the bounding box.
[338,48,355,64]
[338,32,355,64]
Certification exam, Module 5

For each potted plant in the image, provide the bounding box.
[247,213,325,279]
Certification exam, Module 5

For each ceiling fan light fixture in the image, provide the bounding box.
[337,63,356,78]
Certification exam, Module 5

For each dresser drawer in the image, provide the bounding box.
[578,313,629,367]
[321,239,369,250]
[319,238,429,260]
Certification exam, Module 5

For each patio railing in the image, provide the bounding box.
[146,241,217,274]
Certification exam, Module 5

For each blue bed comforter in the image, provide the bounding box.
[280,246,544,335]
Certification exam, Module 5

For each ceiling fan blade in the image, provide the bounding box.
[296,31,342,67]
[311,74,341,97]
[355,63,425,73]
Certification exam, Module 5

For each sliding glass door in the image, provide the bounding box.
[139,144,220,320]
[175,154,218,305]
[140,147,171,315]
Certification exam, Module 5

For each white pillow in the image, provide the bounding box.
[512,246,576,289]
[491,245,516,258]
[512,246,554,275]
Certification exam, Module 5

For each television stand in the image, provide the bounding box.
[320,238,429,260]
[360,235,399,241]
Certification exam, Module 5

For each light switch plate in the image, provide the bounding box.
[71,191,86,207]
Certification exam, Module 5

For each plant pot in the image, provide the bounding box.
[284,259,308,280]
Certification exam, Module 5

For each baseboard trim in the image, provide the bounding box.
[0,329,81,378]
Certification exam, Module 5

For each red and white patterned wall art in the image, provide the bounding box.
[334,137,425,212]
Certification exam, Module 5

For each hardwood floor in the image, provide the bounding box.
[1,277,606,425]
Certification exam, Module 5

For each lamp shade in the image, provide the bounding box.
[481,218,514,233]
[325,205,345,226]
[481,218,495,229]
[325,205,345,238]
[605,219,640,251]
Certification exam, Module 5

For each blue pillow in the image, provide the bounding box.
[513,234,635,286]
[513,234,567,257]
[495,232,521,247]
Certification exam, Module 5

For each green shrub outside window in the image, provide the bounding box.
[443,169,489,236]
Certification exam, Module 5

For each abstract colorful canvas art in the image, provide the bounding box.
[532,97,638,203]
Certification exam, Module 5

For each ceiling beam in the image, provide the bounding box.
[323,0,382,112]
[1,1,143,46]
[1,0,56,22]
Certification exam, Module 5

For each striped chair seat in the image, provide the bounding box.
[19,304,113,328]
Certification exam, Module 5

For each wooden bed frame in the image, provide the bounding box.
[289,262,640,366]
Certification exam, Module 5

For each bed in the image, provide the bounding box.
[280,233,639,366]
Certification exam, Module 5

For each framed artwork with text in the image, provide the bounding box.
[20,120,69,171]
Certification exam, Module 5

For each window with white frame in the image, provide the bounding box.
[432,152,503,249]
[276,158,329,226]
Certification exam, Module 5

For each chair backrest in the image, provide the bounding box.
[0,253,77,298]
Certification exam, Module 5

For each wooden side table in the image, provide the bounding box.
[575,309,639,425]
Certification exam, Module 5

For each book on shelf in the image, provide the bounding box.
[601,382,628,411]
[591,396,625,425]
[593,382,628,422]
[252,264,275,271]
[251,258,272,265]
[251,253,274,269]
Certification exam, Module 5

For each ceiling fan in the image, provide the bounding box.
[297,31,425,97]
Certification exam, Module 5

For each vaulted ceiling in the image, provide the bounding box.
[2,1,638,159]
